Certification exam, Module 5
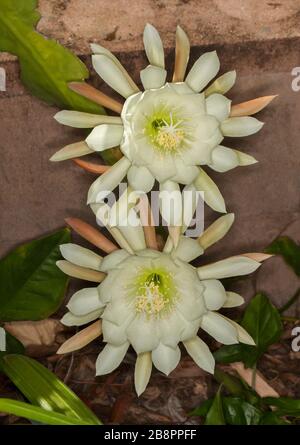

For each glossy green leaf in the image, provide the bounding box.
[0,228,70,321]
[0,398,95,425]
[1,354,101,424]
[0,0,103,114]
[189,398,213,417]
[266,236,300,277]
[214,293,282,368]
[263,397,300,416]
[259,412,290,425]
[204,387,225,425]
[222,397,263,425]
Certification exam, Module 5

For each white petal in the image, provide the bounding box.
[91,43,139,93]
[0,327,6,351]
[198,213,234,250]
[194,168,226,213]
[158,311,184,348]
[159,180,182,226]
[127,316,159,353]
[205,71,236,96]
[100,249,130,272]
[201,311,238,344]
[152,343,180,375]
[176,293,205,322]
[67,288,103,316]
[223,291,245,308]
[221,117,264,137]
[233,149,258,166]
[143,24,165,68]
[86,124,123,152]
[118,224,146,252]
[61,310,102,327]
[226,318,255,346]
[54,110,122,128]
[127,165,155,193]
[172,236,203,262]
[87,156,131,204]
[206,94,231,122]
[134,352,152,396]
[183,336,215,374]
[173,25,190,82]
[102,316,132,345]
[96,342,129,375]
[147,152,177,182]
[197,256,260,280]
[202,279,227,310]
[50,141,93,162]
[185,51,220,92]
[60,244,102,270]
[92,54,136,98]
[140,65,167,89]
[171,159,199,184]
[102,299,133,326]
[209,145,239,172]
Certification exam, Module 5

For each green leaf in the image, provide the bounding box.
[0,398,96,425]
[204,387,225,425]
[266,236,300,277]
[263,397,300,416]
[0,228,71,321]
[222,397,263,425]
[1,354,101,424]
[0,329,24,361]
[0,0,103,113]
[189,399,213,417]
[213,368,260,406]
[215,293,282,368]
[259,412,290,425]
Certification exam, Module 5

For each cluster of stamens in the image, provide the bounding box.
[151,112,185,153]
[134,272,173,316]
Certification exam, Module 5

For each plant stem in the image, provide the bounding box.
[279,288,300,314]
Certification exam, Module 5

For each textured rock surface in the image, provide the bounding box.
[0,0,299,314]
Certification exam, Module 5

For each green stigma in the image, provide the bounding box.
[145,110,185,154]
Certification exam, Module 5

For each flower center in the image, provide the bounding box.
[134,271,175,317]
[147,112,185,154]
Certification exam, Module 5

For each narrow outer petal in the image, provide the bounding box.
[194,168,226,213]
[198,213,234,250]
[159,180,182,226]
[61,310,102,327]
[67,287,103,316]
[201,312,238,344]
[96,342,129,375]
[54,111,122,128]
[127,165,155,193]
[223,292,245,308]
[86,124,123,152]
[134,352,152,396]
[209,146,239,172]
[184,336,215,374]
[205,70,236,97]
[202,279,227,310]
[221,117,264,137]
[185,51,220,92]
[60,244,102,270]
[140,65,167,90]
[173,25,190,82]
[143,24,165,68]
[197,256,260,280]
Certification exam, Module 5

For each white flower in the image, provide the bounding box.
[56,210,271,396]
[50,24,276,213]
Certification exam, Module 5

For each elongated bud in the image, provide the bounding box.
[56,260,106,282]
[69,82,123,114]
[230,95,277,117]
[57,320,102,354]
[198,213,234,250]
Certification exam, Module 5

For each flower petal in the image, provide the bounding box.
[194,168,226,213]
[96,342,129,375]
[202,279,227,310]
[152,343,180,375]
[206,94,231,122]
[56,260,105,282]
[86,124,123,152]
[198,213,234,250]
[171,236,203,262]
[140,65,167,90]
[201,311,238,344]
[221,117,264,137]
[233,150,258,166]
[100,249,130,272]
[173,25,190,82]
[209,145,239,172]
[205,70,236,97]
[60,243,102,270]
[185,51,220,92]
[50,141,93,162]
[183,336,215,374]
[134,352,152,396]
[171,158,199,184]
[57,320,102,354]
[102,316,133,345]
[67,287,103,316]
[223,291,245,308]
[230,95,277,117]
[92,54,137,98]
[159,180,182,226]
[127,165,155,193]
[87,156,131,204]
[228,319,255,345]
[197,256,260,280]
[54,110,122,128]
[61,310,102,327]
[143,24,165,68]
[127,316,160,354]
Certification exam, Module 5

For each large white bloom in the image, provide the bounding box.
[56,208,270,396]
[51,24,275,213]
